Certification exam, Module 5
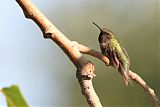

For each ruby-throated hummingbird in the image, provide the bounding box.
[93,22,132,86]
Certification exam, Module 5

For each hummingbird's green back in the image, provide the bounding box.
[110,37,130,71]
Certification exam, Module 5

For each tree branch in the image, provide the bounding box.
[16,0,102,106]
[129,70,160,107]
[16,0,160,107]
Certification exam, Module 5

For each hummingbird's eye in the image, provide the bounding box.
[104,32,109,35]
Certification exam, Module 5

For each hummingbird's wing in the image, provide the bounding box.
[112,48,131,85]
[112,50,120,70]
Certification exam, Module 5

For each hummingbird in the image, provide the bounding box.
[93,22,132,86]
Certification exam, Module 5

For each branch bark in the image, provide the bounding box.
[16,0,160,107]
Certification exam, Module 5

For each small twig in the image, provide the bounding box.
[129,70,160,107]
[16,0,160,107]
[78,44,110,65]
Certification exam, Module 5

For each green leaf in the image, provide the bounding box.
[1,85,29,107]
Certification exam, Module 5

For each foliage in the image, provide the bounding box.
[1,85,29,107]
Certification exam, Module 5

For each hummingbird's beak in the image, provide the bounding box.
[92,22,102,31]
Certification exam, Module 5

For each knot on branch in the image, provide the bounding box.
[43,26,54,39]
[76,61,96,81]
[43,32,52,39]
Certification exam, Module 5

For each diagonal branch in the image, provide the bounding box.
[16,0,160,107]
[129,70,160,107]
[16,0,102,107]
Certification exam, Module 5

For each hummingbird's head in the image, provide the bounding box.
[92,22,114,43]
[100,28,114,37]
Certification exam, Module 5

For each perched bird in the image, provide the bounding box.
[93,22,132,86]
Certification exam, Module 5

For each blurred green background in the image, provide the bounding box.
[0,0,159,107]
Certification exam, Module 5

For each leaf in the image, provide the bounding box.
[1,85,29,107]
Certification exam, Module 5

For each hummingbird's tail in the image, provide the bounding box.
[123,72,133,86]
